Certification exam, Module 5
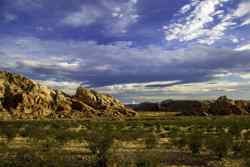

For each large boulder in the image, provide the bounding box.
[0,71,136,119]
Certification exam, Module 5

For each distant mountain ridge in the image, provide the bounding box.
[127,96,250,116]
[0,71,136,120]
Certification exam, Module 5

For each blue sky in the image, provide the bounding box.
[1,0,250,103]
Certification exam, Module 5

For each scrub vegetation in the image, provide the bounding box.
[1,116,250,167]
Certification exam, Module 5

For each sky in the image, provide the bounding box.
[1,0,250,103]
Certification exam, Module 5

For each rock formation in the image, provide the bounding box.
[127,96,250,116]
[0,71,136,120]
[208,96,249,115]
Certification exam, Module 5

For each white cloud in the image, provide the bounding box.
[232,1,250,26]
[36,79,88,94]
[97,80,181,94]
[94,64,113,71]
[233,1,250,17]
[235,43,250,51]
[167,81,238,94]
[19,59,81,71]
[213,71,250,81]
[36,26,53,32]
[109,0,139,33]
[231,37,239,43]
[163,0,250,45]
[164,0,230,44]
[98,80,239,94]
[213,72,233,78]
[96,79,244,103]
[4,13,17,22]
[198,20,235,45]
[61,0,139,33]
[238,73,250,79]
[179,0,199,14]
[241,18,250,26]
[61,5,103,27]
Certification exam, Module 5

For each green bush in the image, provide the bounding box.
[206,133,233,159]
[135,159,151,167]
[0,125,17,142]
[186,130,204,155]
[134,151,161,167]
[172,133,187,151]
[243,158,250,167]
[84,123,116,167]
[144,131,159,149]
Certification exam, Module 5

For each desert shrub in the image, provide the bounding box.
[0,149,69,167]
[18,124,37,138]
[116,127,146,141]
[134,151,161,167]
[205,133,233,159]
[0,140,8,153]
[32,137,59,153]
[228,124,242,139]
[0,150,44,167]
[231,140,245,157]
[135,159,151,167]
[84,122,116,167]
[0,125,17,142]
[243,130,250,140]
[242,158,250,167]
[168,126,181,137]
[186,130,204,155]
[144,131,159,149]
[208,159,227,167]
[15,150,42,166]
[238,141,250,160]
[171,132,187,151]
[0,160,17,167]
[54,128,80,144]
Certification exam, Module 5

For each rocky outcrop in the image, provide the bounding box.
[0,71,136,120]
[74,87,135,117]
[128,96,250,116]
[208,96,249,115]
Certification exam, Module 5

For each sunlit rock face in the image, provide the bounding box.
[0,71,136,119]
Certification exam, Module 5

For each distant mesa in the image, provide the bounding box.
[0,71,136,120]
[127,96,250,116]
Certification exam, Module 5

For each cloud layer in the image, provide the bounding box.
[1,36,250,91]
